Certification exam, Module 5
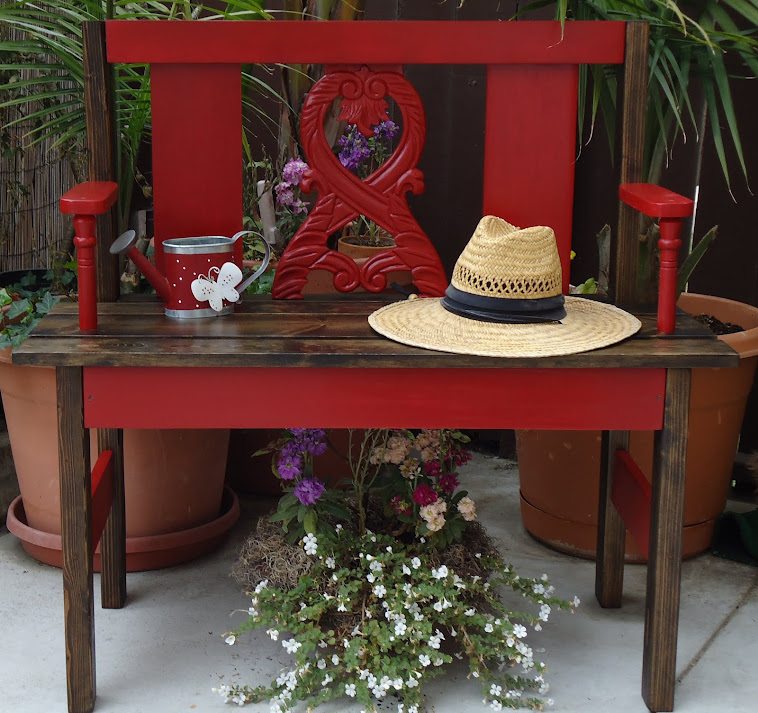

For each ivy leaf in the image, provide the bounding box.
[6,298,31,320]
[36,291,59,315]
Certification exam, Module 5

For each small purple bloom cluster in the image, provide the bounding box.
[275,158,310,215]
[338,125,372,171]
[338,121,399,174]
[276,429,328,505]
[293,477,326,507]
[373,120,399,141]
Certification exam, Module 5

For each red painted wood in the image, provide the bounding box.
[59,181,118,215]
[90,450,114,550]
[83,367,666,430]
[151,64,242,275]
[619,183,694,218]
[273,65,447,299]
[657,218,683,334]
[106,21,626,66]
[482,65,579,293]
[72,215,99,332]
[611,449,652,556]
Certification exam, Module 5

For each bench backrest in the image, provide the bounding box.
[94,19,647,303]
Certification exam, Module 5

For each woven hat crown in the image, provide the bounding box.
[450,216,562,300]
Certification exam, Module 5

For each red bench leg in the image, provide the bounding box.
[57,366,96,713]
[642,368,691,712]
[596,430,628,607]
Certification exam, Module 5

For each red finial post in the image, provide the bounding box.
[73,214,99,332]
[657,217,684,334]
[59,181,119,332]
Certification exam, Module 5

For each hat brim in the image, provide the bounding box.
[368,296,641,358]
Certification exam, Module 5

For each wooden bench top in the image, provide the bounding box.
[12,297,738,370]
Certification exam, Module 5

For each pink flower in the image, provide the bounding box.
[439,473,460,493]
[423,461,442,478]
[413,483,438,507]
[390,496,412,516]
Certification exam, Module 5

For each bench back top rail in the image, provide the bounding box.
[95,19,641,300]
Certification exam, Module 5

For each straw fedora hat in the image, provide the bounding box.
[368,215,641,358]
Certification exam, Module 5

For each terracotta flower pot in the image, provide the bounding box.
[337,234,395,260]
[0,348,237,570]
[517,293,758,562]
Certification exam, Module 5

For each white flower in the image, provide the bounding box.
[406,677,419,688]
[419,654,431,667]
[484,623,494,633]
[255,579,269,593]
[428,635,440,649]
[336,523,343,531]
[457,495,477,521]
[337,601,348,612]
[225,635,236,645]
[402,564,412,575]
[408,706,419,713]
[573,596,581,607]
[490,684,502,697]
[317,658,326,670]
[395,622,407,636]
[534,623,542,632]
[345,683,356,697]
[267,628,279,641]
[411,557,421,569]
[367,573,376,583]
[282,638,301,654]
[302,533,318,556]
[465,608,476,617]
[491,702,503,711]
[373,584,387,598]
[332,654,340,665]
[365,609,373,618]
[325,557,336,569]
[322,674,333,685]
[248,607,258,616]
[369,560,383,572]
[432,565,449,579]
[514,624,528,638]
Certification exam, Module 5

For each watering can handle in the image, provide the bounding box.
[233,231,272,293]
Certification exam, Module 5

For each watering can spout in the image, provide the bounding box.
[110,230,173,303]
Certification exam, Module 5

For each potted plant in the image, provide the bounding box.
[512,1,758,560]
[216,428,579,711]
[0,270,238,570]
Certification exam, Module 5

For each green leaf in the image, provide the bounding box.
[36,292,59,315]
[304,510,317,534]
[678,225,718,296]
[6,298,31,320]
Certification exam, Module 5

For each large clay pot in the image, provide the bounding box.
[517,293,758,562]
[0,349,237,570]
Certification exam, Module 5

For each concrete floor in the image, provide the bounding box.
[2,452,757,713]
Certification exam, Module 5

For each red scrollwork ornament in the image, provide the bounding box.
[272,65,447,299]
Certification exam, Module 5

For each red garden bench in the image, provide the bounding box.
[12,18,737,713]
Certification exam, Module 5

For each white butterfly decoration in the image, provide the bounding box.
[191,262,243,312]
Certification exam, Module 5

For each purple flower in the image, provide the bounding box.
[338,125,371,172]
[274,181,295,207]
[277,454,303,481]
[294,477,326,506]
[282,158,308,186]
[374,120,398,140]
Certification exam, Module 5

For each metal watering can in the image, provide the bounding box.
[110,230,271,319]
